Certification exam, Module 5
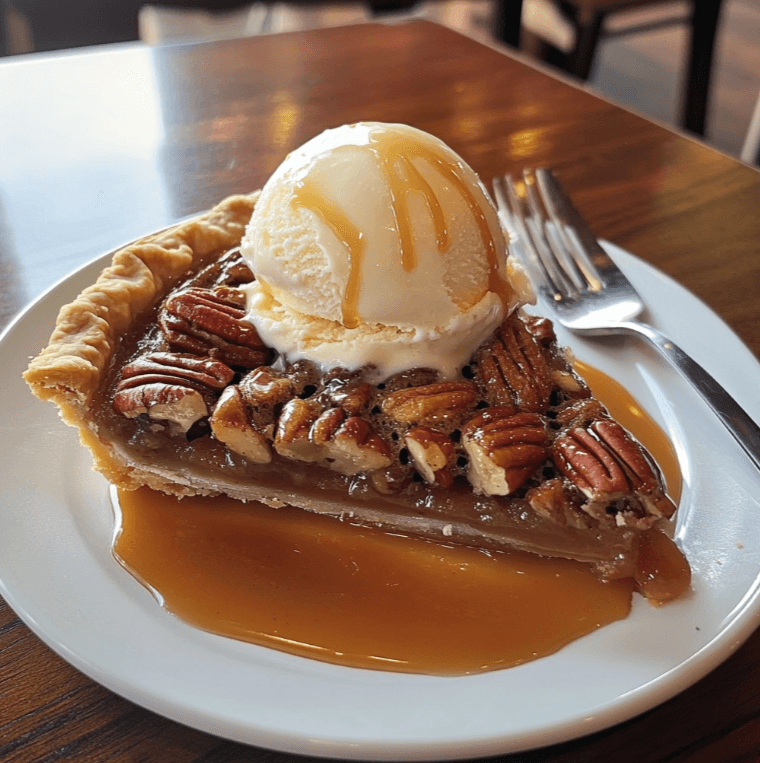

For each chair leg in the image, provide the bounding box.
[682,0,723,136]
[567,9,604,80]
[493,0,523,50]
[740,88,760,165]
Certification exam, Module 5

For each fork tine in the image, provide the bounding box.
[493,174,574,300]
[534,169,604,291]
[491,175,519,248]
[492,175,555,295]
[521,169,588,294]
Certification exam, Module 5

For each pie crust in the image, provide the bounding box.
[24,192,690,600]
[25,193,259,487]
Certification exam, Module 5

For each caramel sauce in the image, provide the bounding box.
[634,526,691,606]
[290,129,511,328]
[114,489,633,674]
[292,179,366,329]
[368,131,455,271]
[111,363,685,674]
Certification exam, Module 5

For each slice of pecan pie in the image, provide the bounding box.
[25,191,689,603]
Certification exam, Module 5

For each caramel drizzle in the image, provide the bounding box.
[292,181,366,329]
[292,130,510,328]
[377,141,449,272]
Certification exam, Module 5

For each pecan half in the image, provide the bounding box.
[322,414,393,476]
[554,399,606,428]
[310,407,348,448]
[322,374,374,416]
[215,248,255,286]
[209,386,272,463]
[208,366,296,461]
[554,423,629,500]
[523,314,555,347]
[475,315,554,412]
[274,402,391,475]
[462,408,549,496]
[404,427,456,487]
[159,286,270,368]
[381,381,478,424]
[273,398,323,462]
[553,419,675,527]
[591,419,676,522]
[237,367,295,429]
[241,366,294,402]
[551,368,587,395]
[187,248,255,290]
[113,351,234,433]
[383,367,440,393]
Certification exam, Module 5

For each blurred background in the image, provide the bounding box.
[1,0,758,163]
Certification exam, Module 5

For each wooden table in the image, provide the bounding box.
[2,19,760,763]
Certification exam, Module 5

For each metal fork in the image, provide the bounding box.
[492,168,760,472]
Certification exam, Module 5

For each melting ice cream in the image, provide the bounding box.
[241,122,522,382]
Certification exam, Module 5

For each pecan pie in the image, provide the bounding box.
[25,122,690,604]
[25,191,688,602]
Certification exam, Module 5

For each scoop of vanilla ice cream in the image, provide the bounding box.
[241,122,518,382]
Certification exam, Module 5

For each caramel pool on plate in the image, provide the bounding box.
[112,364,683,675]
[114,488,635,674]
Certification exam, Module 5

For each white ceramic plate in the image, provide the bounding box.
[3,241,760,760]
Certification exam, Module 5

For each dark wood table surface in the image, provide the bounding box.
[2,18,760,763]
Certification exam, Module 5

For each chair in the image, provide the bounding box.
[1,0,463,53]
[497,0,725,137]
[4,0,723,139]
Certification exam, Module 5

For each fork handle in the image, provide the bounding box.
[621,321,760,472]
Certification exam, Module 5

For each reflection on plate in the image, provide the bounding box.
[2,241,760,760]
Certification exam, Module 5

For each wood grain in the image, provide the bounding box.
[1,19,759,763]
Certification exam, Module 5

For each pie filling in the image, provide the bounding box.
[25,190,690,604]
